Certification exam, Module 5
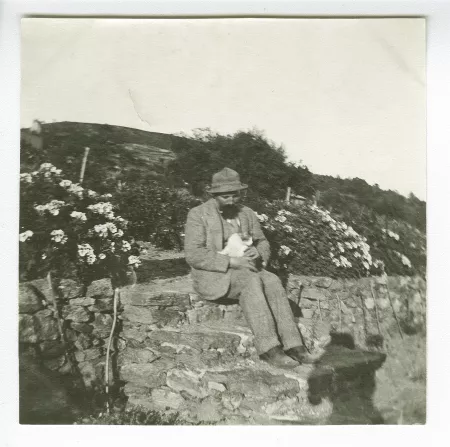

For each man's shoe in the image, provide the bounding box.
[285,346,316,364]
[259,346,299,369]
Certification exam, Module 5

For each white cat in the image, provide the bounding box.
[218,233,253,257]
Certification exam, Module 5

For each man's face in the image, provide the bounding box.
[214,191,241,218]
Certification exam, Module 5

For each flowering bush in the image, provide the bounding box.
[252,201,385,279]
[19,163,140,285]
[114,180,201,250]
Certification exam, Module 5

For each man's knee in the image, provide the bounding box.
[261,270,283,288]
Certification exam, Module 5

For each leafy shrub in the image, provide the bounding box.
[76,407,203,425]
[114,179,201,250]
[19,163,140,285]
[250,200,382,279]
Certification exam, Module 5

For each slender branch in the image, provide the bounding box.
[105,287,120,414]
[370,281,382,336]
[336,293,342,332]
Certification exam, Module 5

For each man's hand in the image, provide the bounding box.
[229,256,258,272]
[243,246,260,261]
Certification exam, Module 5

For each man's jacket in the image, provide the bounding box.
[184,198,271,300]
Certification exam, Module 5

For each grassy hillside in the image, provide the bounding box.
[20,121,426,232]
[20,121,187,192]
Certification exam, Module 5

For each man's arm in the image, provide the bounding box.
[249,210,271,265]
[184,208,230,273]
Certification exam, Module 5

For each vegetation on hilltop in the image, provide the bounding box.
[20,122,426,278]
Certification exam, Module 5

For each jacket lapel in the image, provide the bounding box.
[204,198,224,250]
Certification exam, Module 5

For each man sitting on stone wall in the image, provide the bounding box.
[184,167,311,369]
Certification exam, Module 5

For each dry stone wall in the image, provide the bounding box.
[19,277,117,389]
[18,273,425,424]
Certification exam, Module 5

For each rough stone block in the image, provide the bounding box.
[88,298,114,313]
[208,381,227,392]
[313,277,333,289]
[58,279,84,300]
[71,322,93,334]
[74,347,103,363]
[221,392,244,411]
[122,326,147,344]
[120,359,173,388]
[150,388,185,411]
[193,397,223,422]
[187,306,223,324]
[62,305,91,323]
[124,383,149,396]
[122,286,190,310]
[301,309,315,319]
[118,347,160,365]
[39,340,67,359]
[69,297,96,306]
[147,329,241,353]
[302,288,327,301]
[91,313,113,338]
[166,369,208,399]
[86,278,113,299]
[122,306,156,325]
[225,369,300,400]
[19,282,45,314]
[19,312,59,343]
[74,333,93,350]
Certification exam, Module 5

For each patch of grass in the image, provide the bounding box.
[76,407,191,425]
[373,333,426,424]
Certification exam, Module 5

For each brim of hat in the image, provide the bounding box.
[206,183,248,194]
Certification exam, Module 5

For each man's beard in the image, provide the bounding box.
[221,204,241,219]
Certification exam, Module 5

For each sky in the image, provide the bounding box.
[21,18,426,199]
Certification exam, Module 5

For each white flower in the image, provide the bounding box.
[255,212,268,223]
[87,190,98,198]
[20,173,33,183]
[279,245,291,256]
[39,163,53,170]
[50,229,67,244]
[362,261,370,270]
[94,224,108,238]
[98,253,106,260]
[122,241,131,252]
[86,253,96,264]
[78,243,94,257]
[68,183,84,198]
[19,230,33,242]
[284,225,293,233]
[41,253,47,260]
[401,254,412,268]
[88,202,113,215]
[128,255,141,267]
[70,211,87,221]
[34,200,66,216]
[59,179,72,188]
[275,215,287,223]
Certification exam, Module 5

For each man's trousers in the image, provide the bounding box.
[226,269,302,355]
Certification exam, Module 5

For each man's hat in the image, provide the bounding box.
[206,167,248,194]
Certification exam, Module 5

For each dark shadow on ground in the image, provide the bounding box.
[307,333,387,425]
[19,351,86,424]
[136,258,190,283]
